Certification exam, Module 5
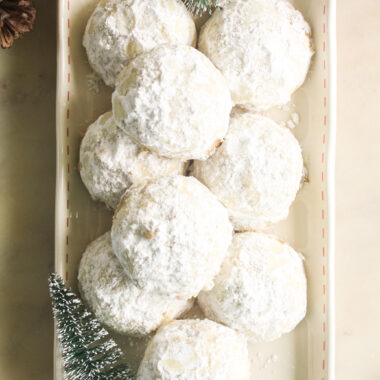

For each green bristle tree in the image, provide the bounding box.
[183,0,220,15]
[49,273,134,380]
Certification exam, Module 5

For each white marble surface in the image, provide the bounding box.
[336,0,380,378]
[0,0,379,379]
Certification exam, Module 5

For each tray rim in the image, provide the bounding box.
[54,1,337,379]
[326,0,336,378]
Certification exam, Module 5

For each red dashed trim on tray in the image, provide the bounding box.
[59,1,330,377]
[321,1,328,379]
[65,0,71,285]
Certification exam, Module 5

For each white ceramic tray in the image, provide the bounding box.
[55,0,336,379]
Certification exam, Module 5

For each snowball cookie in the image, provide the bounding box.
[79,112,185,209]
[198,232,307,342]
[111,175,233,299]
[137,319,250,380]
[112,45,232,160]
[192,112,303,230]
[83,0,196,87]
[78,232,193,336]
[198,0,313,110]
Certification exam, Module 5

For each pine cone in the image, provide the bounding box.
[0,0,36,49]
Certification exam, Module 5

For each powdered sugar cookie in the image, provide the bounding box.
[83,0,196,87]
[192,112,303,230]
[78,232,193,336]
[137,319,250,380]
[79,112,185,209]
[112,45,232,160]
[199,0,313,110]
[198,232,307,342]
[111,175,233,299]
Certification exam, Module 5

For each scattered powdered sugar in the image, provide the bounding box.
[86,71,103,94]
[254,352,279,369]
[286,112,300,129]
[287,120,296,129]
[272,110,299,129]
[291,112,300,125]
[198,0,313,110]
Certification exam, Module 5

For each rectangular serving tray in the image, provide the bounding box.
[55,0,336,379]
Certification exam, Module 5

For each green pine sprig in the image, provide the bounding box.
[183,0,219,15]
[49,273,134,380]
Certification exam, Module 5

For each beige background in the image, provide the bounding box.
[0,0,379,379]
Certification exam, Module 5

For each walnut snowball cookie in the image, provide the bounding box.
[78,232,193,336]
[83,0,196,87]
[137,319,250,380]
[198,232,307,342]
[112,45,232,160]
[111,175,233,299]
[198,0,313,110]
[192,112,303,231]
[79,112,185,209]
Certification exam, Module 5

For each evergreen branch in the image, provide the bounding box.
[49,273,134,380]
[183,0,219,15]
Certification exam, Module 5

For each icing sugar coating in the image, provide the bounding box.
[83,0,196,87]
[192,112,303,231]
[198,232,307,342]
[137,319,250,380]
[111,175,233,299]
[79,112,185,209]
[199,0,313,110]
[78,232,193,336]
[112,45,232,160]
